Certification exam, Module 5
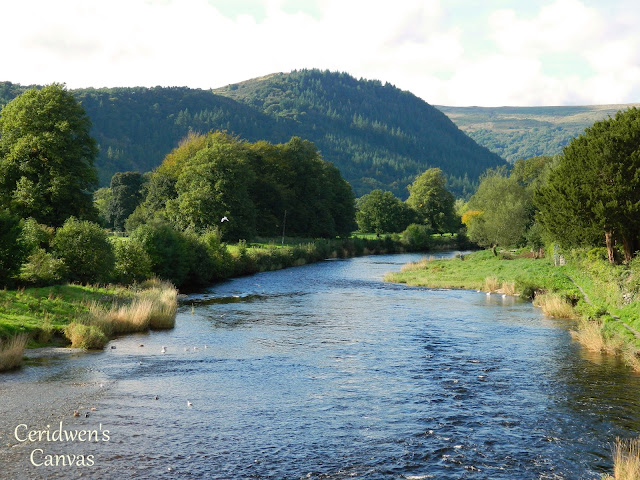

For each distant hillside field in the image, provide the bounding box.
[1,71,506,198]
[436,104,640,163]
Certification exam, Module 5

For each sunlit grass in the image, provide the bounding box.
[602,437,640,480]
[533,293,576,319]
[0,333,28,371]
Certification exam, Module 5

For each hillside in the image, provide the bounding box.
[1,72,506,198]
[436,104,640,162]
[212,70,505,197]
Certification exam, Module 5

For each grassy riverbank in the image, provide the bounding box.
[385,249,640,371]
[0,234,466,371]
[0,280,177,371]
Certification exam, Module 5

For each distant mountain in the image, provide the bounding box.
[1,72,507,198]
[436,104,640,163]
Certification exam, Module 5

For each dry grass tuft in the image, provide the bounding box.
[483,276,500,293]
[603,437,640,480]
[501,281,517,296]
[64,322,109,350]
[533,293,575,319]
[0,334,28,371]
[400,257,431,272]
[141,282,178,329]
[569,320,626,355]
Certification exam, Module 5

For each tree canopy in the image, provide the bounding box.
[137,132,356,240]
[536,108,640,263]
[0,84,98,226]
[406,168,459,234]
[355,190,414,235]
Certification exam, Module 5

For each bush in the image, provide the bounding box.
[19,248,68,286]
[19,218,55,254]
[52,217,115,283]
[130,221,192,286]
[0,211,26,287]
[113,239,152,284]
[401,224,433,251]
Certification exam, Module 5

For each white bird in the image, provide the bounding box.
[221,216,229,222]
[161,346,166,354]
[187,401,193,407]
[193,346,198,351]
[502,294,507,298]
[486,292,491,296]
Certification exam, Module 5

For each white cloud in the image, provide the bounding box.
[0,0,639,105]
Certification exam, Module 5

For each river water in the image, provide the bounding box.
[1,252,639,480]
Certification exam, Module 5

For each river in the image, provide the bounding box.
[1,252,639,479]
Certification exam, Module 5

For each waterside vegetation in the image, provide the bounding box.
[385,248,640,372]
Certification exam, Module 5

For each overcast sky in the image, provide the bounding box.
[1,0,638,106]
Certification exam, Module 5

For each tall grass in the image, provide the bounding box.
[140,279,178,329]
[602,437,640,480]
[533,293,576,319]
[570,320,625,355]
[0,333,28,371]
[483,276,500,293]
[63,280,178,349]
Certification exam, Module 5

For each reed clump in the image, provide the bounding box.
[533,293,575,319]
[0,333,29,371]
[140,280,178,329]
[483,276,500,293]
[602,437,640,480]
[570,320,625,356]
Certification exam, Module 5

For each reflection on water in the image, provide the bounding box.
[1,252,639,479]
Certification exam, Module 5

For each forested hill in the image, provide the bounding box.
[436,104,640,163]
[1,72,505,198]
[212,70,505,197]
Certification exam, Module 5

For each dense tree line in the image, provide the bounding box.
[459,107,640,264]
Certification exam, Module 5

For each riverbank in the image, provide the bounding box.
[0,234,465,371]
[385,249,640,371]
[0,280,178,371]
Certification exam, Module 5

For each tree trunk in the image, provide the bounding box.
[621,234,635,263]
[605,231,615,264]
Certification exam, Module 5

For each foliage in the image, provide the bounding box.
[19,248,68,286]
[0,84,98,226]
[113,239,153,284]
[106,171,144,231]
[401,224,433,251]
[465,170,531,248]
[0,210,26,287]
[130,221,193,286]
[52,217,115,283]
[406,168,459,234]
[145,133,355,240]
[535,107,640,263]
[356,189,414,235]
[1,73,505,198]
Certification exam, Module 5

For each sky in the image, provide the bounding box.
[1,0,639,106]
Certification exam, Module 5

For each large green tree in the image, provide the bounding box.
[406,168,458,234]
[465,169,531,250]
[356,190,414,235]
[0,84,98,226]
[536,108,640,263]
[106,171,144,231]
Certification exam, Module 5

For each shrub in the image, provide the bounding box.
[130,221,192,286]
[19,248,68,286]
[19,217,55,254]
[401,224,432,251]
[52,217,115,283]
[113,239,152,284]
